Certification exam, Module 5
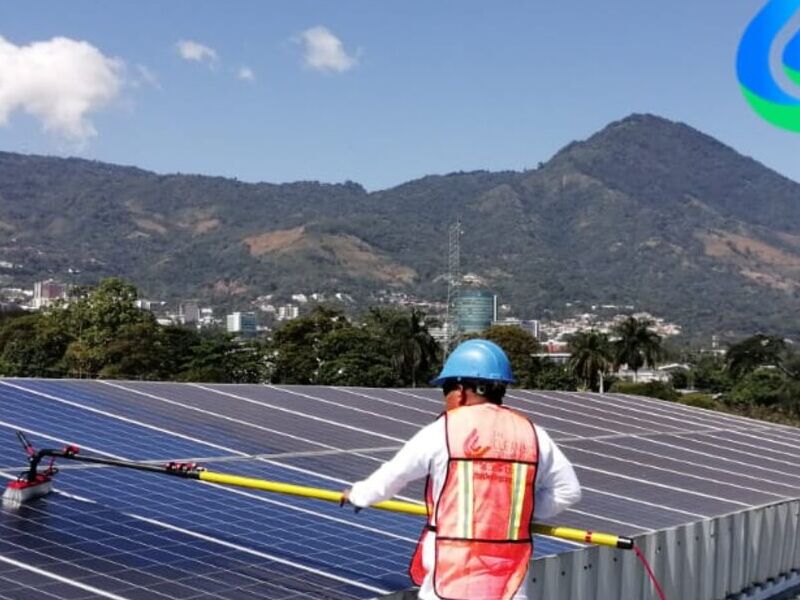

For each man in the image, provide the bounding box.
[342,339,581,600]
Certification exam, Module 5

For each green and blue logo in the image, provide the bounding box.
[737,0,800,131]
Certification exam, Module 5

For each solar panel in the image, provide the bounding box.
[2,378,799,598]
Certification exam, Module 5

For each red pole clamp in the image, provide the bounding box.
[63,445,80,457]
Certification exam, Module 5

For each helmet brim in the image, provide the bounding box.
[430,375,515,386]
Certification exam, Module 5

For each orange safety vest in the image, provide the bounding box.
[409,403,539,600]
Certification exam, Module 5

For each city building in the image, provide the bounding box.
[456,288,497,334]
[32,280,67,309]
[614,367,671,383]
[1,288,32,304]
[277,305,300,321]
[532,352,571,365]
[542,340,569,353]
[198,307,216,328]
[428,322,452,346]
[226,312,257,338]
[179,301,200,325]
[525,319,540,339]
[494,318,540,339]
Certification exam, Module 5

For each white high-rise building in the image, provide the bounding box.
[134,299,151,311]
[277,305,300,321]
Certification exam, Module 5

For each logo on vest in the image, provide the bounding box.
[463,428,490,458]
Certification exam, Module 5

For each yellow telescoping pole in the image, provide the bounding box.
[198,471,634,550]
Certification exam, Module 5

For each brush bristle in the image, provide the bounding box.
[2,477,53,507]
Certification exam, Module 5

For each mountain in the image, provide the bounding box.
[0,113,798,340]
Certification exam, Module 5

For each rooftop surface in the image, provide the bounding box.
[1,379,799,598]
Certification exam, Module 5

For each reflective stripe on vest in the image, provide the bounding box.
[409,403,539,600]
[507,462,528,540]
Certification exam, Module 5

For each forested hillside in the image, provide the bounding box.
[0,113,798,339]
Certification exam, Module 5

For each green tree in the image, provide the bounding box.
[464,324,539,387]
[784,351,800,381]
[689,353,733,394]
[365,307,441,387]
[225,341,270,384]
[725,334,788,380]
[67,278,147,336]
[678,392,722,411]
[611,316,663,381]
[160,325,205,377]
[529,358,579,391]
[62,278,156,377]
[178,333,268,383]
[0,304,24,321]
[567,330,612,391]
[98,321,172,380]
[0,313,70,377]
[270,305,349,384]
[668,368,690,390]
[316,326,395,386]
[728,369,800,411]
[178,335,236,382]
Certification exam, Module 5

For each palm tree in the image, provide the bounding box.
[611,316,663,381]
[394,308,441,387]
[367,307,441,387]
[567,330,612,392]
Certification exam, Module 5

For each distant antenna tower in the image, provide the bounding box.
[444,218,462,354]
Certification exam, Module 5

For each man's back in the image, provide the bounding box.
[345,339,581,600]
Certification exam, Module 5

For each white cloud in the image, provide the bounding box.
[237,66,255,82]
[133,64,160,89]
[176,39,218,65]
[298,26,357,73]
[0,36,123,141]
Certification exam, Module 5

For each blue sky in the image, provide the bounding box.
[1,1,799,191]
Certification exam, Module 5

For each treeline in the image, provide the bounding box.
[0,278,797,427]
[0,278,442,387]
[0,279,266,382]
[555,324,800,426]
[453,318,800,426]
[667,336,800,425]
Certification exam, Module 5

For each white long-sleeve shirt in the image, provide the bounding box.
[349,413,581,600]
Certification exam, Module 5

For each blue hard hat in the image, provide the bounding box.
[431,339,515,385]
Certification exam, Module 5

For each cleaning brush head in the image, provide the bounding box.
[2,474,53,507]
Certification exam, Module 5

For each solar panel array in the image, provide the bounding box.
[1,378,799,599]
